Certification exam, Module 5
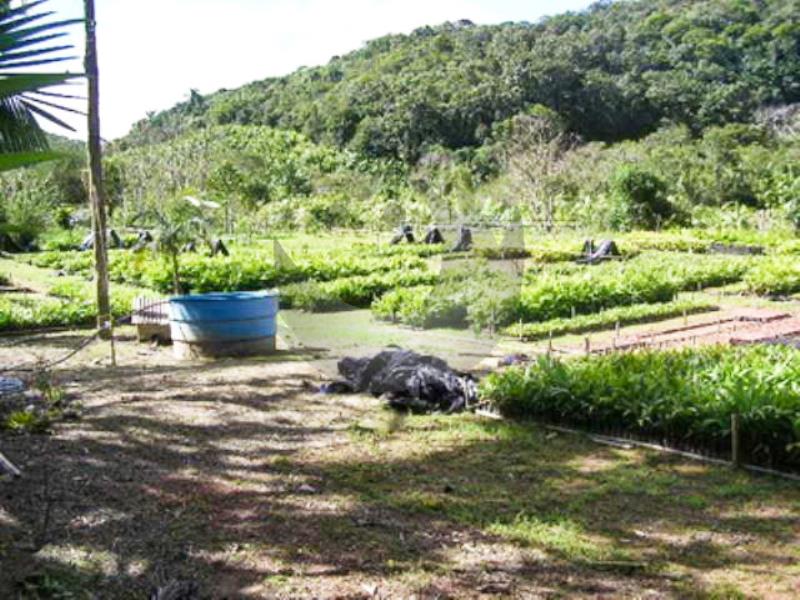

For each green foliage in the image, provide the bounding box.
[619,230,709,253]
[481,345,800,469]
[501,299,717,341]
[374,252,752,330]
[3,409,50,434]
[32,247,431,295]
[0,1,82,170]
[0,168,59,246]
[0,136,87,248]
[120,0,800,165]
[6,2,799,239]
[610,165,672,229]
[281,269,438,311]
[107,125,402,229]
[372,263,519,331]
[39,228,87,252]
[294,192,366,230]
[744,258,800,296]
[516,253,749,323]
[0,293,95,331]
[0,283,140,332]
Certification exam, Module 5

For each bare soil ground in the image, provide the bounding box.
[591,307,800,353]
[1,330,799,599]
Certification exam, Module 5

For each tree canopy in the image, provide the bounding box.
[119,0,800,163]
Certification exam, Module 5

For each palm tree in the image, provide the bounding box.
[0,0,83,171]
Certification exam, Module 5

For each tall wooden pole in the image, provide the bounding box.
[84,0,111,340]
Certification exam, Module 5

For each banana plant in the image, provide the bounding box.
[0,0,83,171]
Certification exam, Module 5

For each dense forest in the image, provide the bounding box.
[2,0,800,244]
[122,0,800,161]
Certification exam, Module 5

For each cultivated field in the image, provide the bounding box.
[1,229,800,598]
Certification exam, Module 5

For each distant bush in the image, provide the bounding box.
[611,165,672,229]
[40,229,87,252]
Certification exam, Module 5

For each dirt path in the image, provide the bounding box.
[1,332,799,598]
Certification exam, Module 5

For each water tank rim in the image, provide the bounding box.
[169,290,279,303]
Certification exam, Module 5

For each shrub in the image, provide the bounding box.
[611,165,672,229]
[31,248,431,295]
[374,252,751,330]
[373,264,519,331]
[481,345,800,470]
[39,229,87,252]
[3,410,51,434]
[281,269,438,311]
[744,258,800,296]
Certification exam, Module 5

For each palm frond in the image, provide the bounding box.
[27,88,86,100]
[0,148,61,170]
[0,72,77,96]
[0,95,47,153]
[20,97,76,131]
[0,1,50,25]
[21,92,86,116]
[0,1,83,171]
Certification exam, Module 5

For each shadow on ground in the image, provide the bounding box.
[1,352,798,598]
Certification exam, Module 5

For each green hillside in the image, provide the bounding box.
[3,0,800,242]
[120,0,800,162]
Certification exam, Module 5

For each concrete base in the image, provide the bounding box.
[136,323,171,344]
[173,336,277,360]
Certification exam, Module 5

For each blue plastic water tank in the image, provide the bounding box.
[168,291,279,357]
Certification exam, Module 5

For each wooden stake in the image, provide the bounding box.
[109,327,117,367]
[731,413,742,468]
[547,331,553,356]
[85,0,112,344]
[0,451,21,478]
[584,336,590,355]
[571,306,576,319]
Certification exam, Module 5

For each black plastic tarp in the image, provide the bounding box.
[323,349,477,413]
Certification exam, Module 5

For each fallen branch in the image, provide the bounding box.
[0,450,21,477]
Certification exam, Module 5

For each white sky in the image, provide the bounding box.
[41,0,594,140]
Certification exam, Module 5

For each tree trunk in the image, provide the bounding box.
[170,252,182,295]
[84,0,111,338]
